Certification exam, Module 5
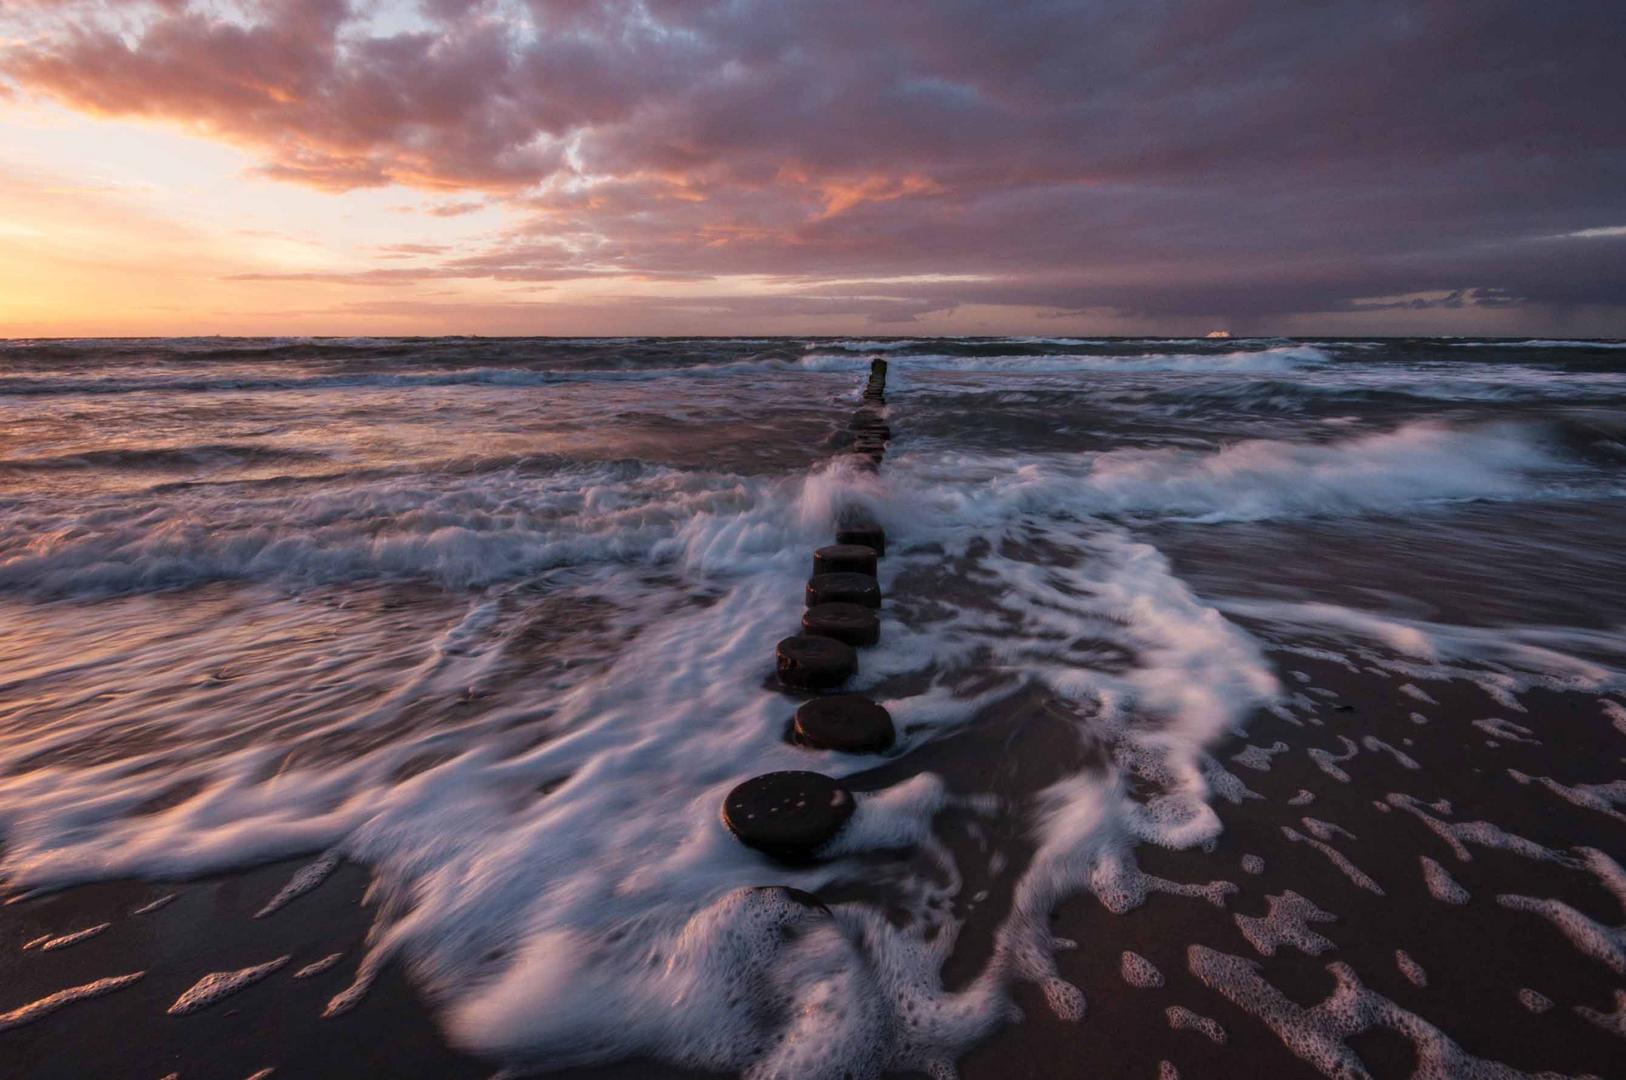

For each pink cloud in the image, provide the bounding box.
[3,0,1624,328]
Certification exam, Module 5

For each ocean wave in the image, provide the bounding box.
[0,443,329,472]
[0,357,838,397]
[2,415,1606,600]
[1450,339,1626,349]
[800,344,1335,377]
[0,459,763,597]
[891,418,1596,525]
[814,339,922,351]
[1136,374,1626,412]
[3,382,1621,1077]
[0,464,1277,1076]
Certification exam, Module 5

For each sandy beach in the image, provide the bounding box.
[2,336,1625,1078]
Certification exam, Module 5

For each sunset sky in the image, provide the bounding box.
[2,0,1623,338]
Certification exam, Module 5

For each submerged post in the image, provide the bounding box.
[726,355,897,863]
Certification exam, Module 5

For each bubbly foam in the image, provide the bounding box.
[1231,741,1288,771]
[894,419,1581,528]
[0,973,146,1033]
[1518,988,1554,1014]
[1308,737,1358,783]
[1281,825,1384,895]
[35,922,111,952]
[293,953,345,980]
[1188,946,1544,1079]
[4,337,1623,1076]
[1497,849,1626,975]
[1235,891,1337,957]
[1120,951,1164,988]
[254,851,340,918]
[1420,857,1471,905]
[1165,1005,1227,1044]
[168,957,291,1016]
[1576,989,1626,1038]
[1387,795,1576,867]
[1395,950,1428,988]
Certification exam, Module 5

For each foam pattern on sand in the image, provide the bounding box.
[1188,946,1567,1079]
[0,973,146,1032]
[1396,950,1428,987]
[34,922,111,952]
[1120,951,1164,988]
[168,957,290,1016]
[1165,1005,1227,1044]
[1235,891,1338,957]
[1497,849,1626,975]
[1421,857,1471,905]
[4,339,1626,1076]
[0,444,1283,1073]
[1282,825,1385,895]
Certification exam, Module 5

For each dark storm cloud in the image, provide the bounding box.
[5,0,1624,327]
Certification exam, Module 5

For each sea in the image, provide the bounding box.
[2,336,1624,1078]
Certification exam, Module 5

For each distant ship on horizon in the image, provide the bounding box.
[1205,329,1232,339]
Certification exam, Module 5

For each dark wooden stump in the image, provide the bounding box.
[722,771,855,861]
[793,694,895,752]
[806,571,881,608]
[813,543,879,577]
[775,634,857,689]
[802,601,880,646]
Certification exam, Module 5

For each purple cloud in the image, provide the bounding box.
[4,0,1624,329]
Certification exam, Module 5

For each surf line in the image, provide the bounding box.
[723,356,894,861]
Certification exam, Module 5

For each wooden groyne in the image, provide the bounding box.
[723,356,894,860]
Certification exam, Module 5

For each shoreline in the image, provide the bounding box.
[4,649,1622,1077]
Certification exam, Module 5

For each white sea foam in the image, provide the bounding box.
[1497,848,1626,975]
[1508,770,1626,824]
[1395,950,1428,988]
[254,851,340,918]
[1220,599,1626,707]
[0,428,1285,1075]
[4,341,1621,1076]
[1308,737,1358,783]
[892,418,1574,527]
[0,973,146,1032]
[1120,951,1164,988]
[1388,795,1575,867]
[1420,857,1470,905]
[293,953,345,980]
[1576,989,1626,1038]
[1231,741,1287,772]
[1360,736,1421,769]
[802,344,1335,379]
[1474,718,1540,745]
[1604,700,1626,735]
[0,458,760,598]
[1188,946,1538,1078]
[1518,988,1553,1013]
[168,957,290,1015]
[36,922,111,952]
[1165,1005,1227,1044]
[1282,826,1384,895]
[1235,891,1337,957]
[131,893,178,915]
[1451,338,1626,349]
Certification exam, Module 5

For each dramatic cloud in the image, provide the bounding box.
[3,0,1625,331]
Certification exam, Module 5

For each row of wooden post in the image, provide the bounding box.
[721,358,895,861]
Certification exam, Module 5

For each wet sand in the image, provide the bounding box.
[4,337,1625,1078]
[5,646,1622,1078]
